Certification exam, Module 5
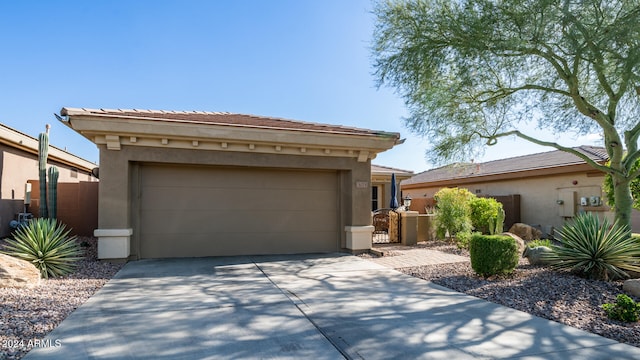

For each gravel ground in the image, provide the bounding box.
[0,237,123,360]
[382,240,640,348]
[2,238,639,358]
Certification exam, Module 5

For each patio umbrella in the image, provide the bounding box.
[390,173,399,209]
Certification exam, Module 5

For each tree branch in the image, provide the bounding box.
[473,84,571,103]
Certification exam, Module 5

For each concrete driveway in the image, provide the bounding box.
[24,253,640,359]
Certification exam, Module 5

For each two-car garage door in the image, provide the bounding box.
[138,164,339,258]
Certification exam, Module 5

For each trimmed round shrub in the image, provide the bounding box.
[469,234,519,277]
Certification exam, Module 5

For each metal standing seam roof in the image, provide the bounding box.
[402,146,609,186]
[60,108,401,139]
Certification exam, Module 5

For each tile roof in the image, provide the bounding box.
[61,108,400,139]
[371,164,414,176]
[0,123,96,170]
[402,146,608,186]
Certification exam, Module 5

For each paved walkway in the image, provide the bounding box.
[367,244,469,268]
[24,254,640,359]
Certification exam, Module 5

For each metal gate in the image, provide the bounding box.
[372,208,400,243]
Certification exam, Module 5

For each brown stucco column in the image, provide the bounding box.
[400,210,419,246]
[95,145,132,259]
[344,160,374,251]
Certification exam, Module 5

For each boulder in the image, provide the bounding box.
[623,279,640,298]
[501,232,526,254]
[508,223,543,241]
[522,246,554,266]
[0,253,40,288]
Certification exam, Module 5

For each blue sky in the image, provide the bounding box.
[0,1,600,172]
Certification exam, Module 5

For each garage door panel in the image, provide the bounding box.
[141,166,335,190]
[141,209,337,234]
[141,188,336,211]
[139,165,340,258]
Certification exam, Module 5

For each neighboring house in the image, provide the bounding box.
[400,146,622,236]
[371,164,413,211]
[0,123,97,237]
[59,108,401,260]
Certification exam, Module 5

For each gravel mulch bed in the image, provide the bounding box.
[388,240,640,348]
[1,237,124,360]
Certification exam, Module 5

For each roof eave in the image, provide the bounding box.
[60,109,401,162]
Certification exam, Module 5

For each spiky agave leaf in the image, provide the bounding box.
[1,218,83,278]
[545,212,640,281]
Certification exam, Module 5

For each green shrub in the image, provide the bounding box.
[602,294,640,322]
[1,218,83,278]
[528,239,553,248]
[469,234,519,277]
[434,188,474,240]
[455,231,481,250]
[469,197,504,234]
[546,212,640,281]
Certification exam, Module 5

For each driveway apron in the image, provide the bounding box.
[24,254,640,359]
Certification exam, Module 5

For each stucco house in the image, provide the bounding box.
[371,164,413,211]
[59,108,402,260]
[400,146,621,236]
[0,123,96,237]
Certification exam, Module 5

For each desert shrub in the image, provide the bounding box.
[602,294,640,322]
[469,234,519,277]
[1,218,83,278]
[546,212,640,281]
[469,197,503,234]
[528,239,553,248]
[434,188,474,240]
[454,231,481,250]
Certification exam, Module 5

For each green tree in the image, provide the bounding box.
[434,187,474,240]
[372,0,640,229]
[604,158,640,210]
[469,197,504,234]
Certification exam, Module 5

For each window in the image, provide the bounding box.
[372,186,379,211]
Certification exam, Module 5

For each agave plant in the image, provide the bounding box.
[1,218,83,278]
[545,212,640,281]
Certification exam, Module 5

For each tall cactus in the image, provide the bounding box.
[47,166,59,219]
[488,207,506,235]
[38,126,49,218]
[495,207,505,234]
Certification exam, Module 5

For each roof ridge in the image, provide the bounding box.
[371,163,415,173]
[67,107,386,135]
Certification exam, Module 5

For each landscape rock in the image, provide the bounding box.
[623,279,640,298]
[522,246,554,266]
[501,232,526,254]
[508,223,543,241]
[0,253,40,288]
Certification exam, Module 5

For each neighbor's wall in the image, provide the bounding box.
[402,170,614,235]
[97,144,373,253]
[0,144,96,237]
[28,180,98,236]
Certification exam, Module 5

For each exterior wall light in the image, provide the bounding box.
[403,195,412,208]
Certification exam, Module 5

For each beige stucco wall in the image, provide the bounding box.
[371,174,412,211]
[97,144,373,257]
[0,144,95,236]
[402,171,613,235]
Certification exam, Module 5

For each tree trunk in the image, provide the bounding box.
[613,175,633,230]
